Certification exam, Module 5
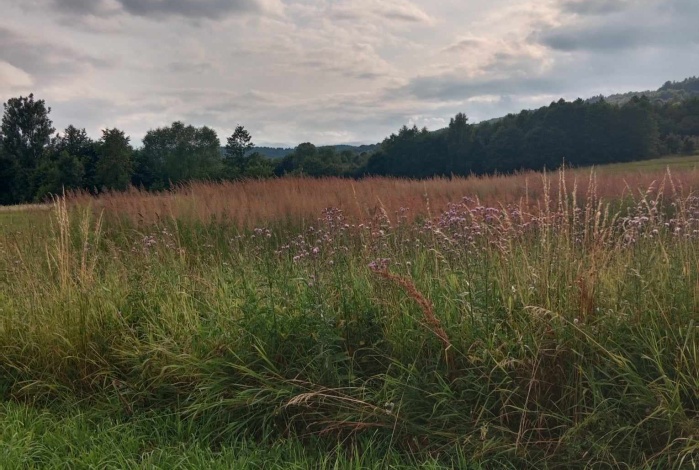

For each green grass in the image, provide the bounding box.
[1,180,698,468]
[1,401,472,469]
[0,210,51,234]
[595,153,699,172]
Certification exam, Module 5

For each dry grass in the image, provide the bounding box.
[0,203,52,213]
[68,166,699,227]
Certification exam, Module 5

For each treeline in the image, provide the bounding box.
[596,76,699,106]
[0,94,377,204]
[366,96,698,178]
[1,92,698,205]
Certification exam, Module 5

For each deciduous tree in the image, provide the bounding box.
[1,94,55,202]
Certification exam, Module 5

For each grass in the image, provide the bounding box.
[63,155,699,229]
[1,168,698,468]
[597,153,699,173]
[1,402,470,469]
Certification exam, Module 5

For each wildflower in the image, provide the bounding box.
[384,402,395,415]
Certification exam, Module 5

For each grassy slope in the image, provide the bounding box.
[594,153,699,172]
[1,164,699,468]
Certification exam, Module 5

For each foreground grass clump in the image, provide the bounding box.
[1,171,698,468]
[1,402,463,469]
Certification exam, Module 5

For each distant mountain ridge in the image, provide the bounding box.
[458,76,699,129]
[238,76,699,159]
[587,76,699,106]
[244,143,379,159]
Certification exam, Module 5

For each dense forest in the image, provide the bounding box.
[591,76,699,106]
[1,78,699,205]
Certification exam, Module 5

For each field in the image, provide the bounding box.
[1,158,699,468]
[597,154,699,173]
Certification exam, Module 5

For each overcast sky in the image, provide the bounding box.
[0,0,697,147]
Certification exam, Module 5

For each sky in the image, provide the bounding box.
[0,0,697,147]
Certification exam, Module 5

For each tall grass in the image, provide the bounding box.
[1,168,698,468]
[69,165,699,228]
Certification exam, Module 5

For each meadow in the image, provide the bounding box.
[1,160,699,468]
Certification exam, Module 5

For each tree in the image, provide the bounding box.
[487,124,525,172]
[1,94,55,202]
[447,112,473,174]
[142,121,222,184]
[53,125,92,157]
[96,128,133,191]
[663,134,683,154]
[33,151,85,201]
[0,139,16,204]
[224,125,254,178]
[682,138,696,155]
[242,152,274,179]
[52,125,98,189]
[131,148,164,190]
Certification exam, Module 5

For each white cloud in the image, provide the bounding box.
[328,0,434,25]
[0,0,696,147]
[0,61,34,90]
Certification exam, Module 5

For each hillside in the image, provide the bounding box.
[246,143,379,159]
[587,76,699,106]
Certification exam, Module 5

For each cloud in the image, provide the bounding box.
[0,61,34,90]
[119,0,262,19]
[45,0,283,20]
[166,60,216,75]
[0,27,109,85]
[46,0,119,15]
[537,25,647,51]
[537,0,699,51]
[559,0,630,15]
[297,42,395,81]
[1,0,697,148]
[393,73,563,103]
[328,0,434,25]
[442,38,486,54]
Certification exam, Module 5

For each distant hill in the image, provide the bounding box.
[236,76,699,159]
[587,76,699,106]
[467,77,699,129]
[244,143,379,159]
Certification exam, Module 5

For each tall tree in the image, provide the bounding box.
[1,94,55,202]
[447,112,473,174]
[224,125,254,178]
[96,128,133,191]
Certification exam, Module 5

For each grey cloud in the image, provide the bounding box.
[354,72,383,80]
[48,0,270,19]
[51,97,122,129]
[0,27,109,83]
[560,0,629,15]
[52,0,105,14]
[443,38,485,53]
[393,74,564,102]
[660,0,699,17]
[381,10,429,23]
[328,1,433,25]
[118,0,261,19]
[166,61,215,75]
[537,25,648,51]
[538,0,699,52]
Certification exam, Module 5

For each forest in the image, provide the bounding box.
[1,77,698,205]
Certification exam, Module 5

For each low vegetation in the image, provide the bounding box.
[1,164,698,468]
